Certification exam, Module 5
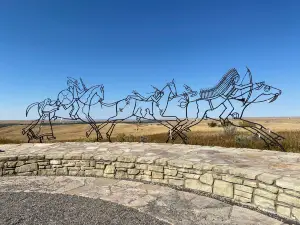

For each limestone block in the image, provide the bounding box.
[284,189,300,198]
[15,163,38,173]
[164,169,177,176]
[26,159,37,164]
[136,156,159,164]
[155,158,168,166]
[29,155,45,160]
[45,153,64,160]
[278,193,300,208]
[200,173,214,185]
[253,195,275,211]
[193,163,213,171]
[103,173,115,178]
[254,189,277,200]
[135,164,148,170]
[222,175,243,184]
[213,180,233,198]
[81,153,94,160]
[144,170,152,175]
[292,207,300,221]
[104,165,115,174]
[168,159,193,169]
[75,161,90,167]
[37,162,49,166]
[234,190,252,199]
[229,168,262,179]
[276,177,300,192]
[152,172,163,179]
[117,155,137,163]
[50,160,61,165]
[94,155,117,162]
[18,155,29,160]
[184,174,200,179]
[234,195,251,203]
[114,162,135,168]
[115,171,128,179]
[213,165,231,174]
[6,161,17,168]
[0,155,17,161]
[69,170,79,176]
[90,160,96,167]
[95,164,105,169]
[169,179,184,186]
[56,168,68,176]
[128,169,139,175]
[234,184,253,193]
[258,183,279,193]
[17,172,33,176]
[188,169,202,175]
[152,178,168,184]
[257,173,282,185]
[276,205,291,218]
[185,179,212,193]
[38,169,56,176]
[148,165,164,172]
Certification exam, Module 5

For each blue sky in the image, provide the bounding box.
[0,0,299,120]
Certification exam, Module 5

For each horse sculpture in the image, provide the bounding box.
[86,80,188,142]
[22,68,285,151]
[22,78,104,142]
[168,68,284,150]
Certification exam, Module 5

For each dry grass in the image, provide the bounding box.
[1,118,300,153]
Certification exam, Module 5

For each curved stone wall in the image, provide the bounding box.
[0,142,300,223]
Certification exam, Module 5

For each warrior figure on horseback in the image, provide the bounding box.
[63,77,87,119]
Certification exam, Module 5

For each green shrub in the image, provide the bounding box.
[116,133,126,142]
[207,121,217,127]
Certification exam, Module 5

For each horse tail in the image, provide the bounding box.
[26,102,39,117]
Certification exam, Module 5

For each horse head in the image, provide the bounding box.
[249,81,282,104]
[166,79,178,100]
[151,85,164,101]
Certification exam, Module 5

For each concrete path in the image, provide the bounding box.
[0,176,286,225]
[0,192,168,225]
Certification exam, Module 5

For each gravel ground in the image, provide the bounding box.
[0,192,169,225]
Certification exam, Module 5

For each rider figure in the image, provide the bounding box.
[67,77,86,119]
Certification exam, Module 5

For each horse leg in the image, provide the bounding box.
[106,117,132,142]
[106,123,117,142]
[172,107,210,142]
[87,116,102,141]
[22,117,42,135]
[218,100,234,125]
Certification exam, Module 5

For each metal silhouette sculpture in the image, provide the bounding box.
[22,68,285,151]
[22,78,104,142]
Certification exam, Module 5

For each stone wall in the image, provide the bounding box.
[1,151,300,223]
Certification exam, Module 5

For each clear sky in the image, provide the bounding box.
[0,0,299,120]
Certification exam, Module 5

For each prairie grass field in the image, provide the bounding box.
[0,117,300,153]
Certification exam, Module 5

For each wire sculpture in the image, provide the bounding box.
[22,67,285,151]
